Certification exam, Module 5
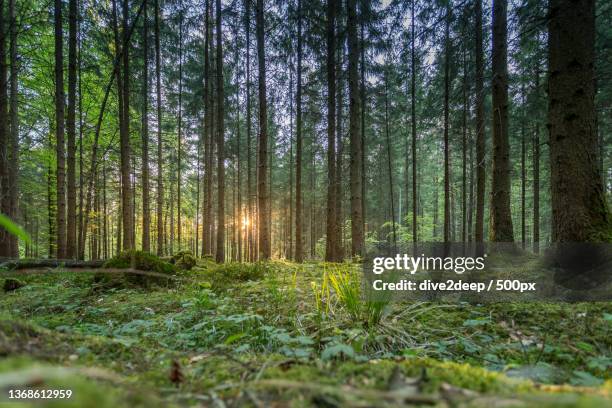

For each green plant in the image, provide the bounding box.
[97,250,175,287]
[328,265,361,320]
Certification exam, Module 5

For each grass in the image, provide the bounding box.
[0,258,610,406]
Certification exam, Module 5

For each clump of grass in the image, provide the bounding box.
[210,262,268,290]
[323,264,392,326]
[171,250,197,271]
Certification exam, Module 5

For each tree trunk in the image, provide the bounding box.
[66,0,78,259]
[410,0,417,245]
[521,87,526,249]
[54,0,66,259]
[474,0,485,243]
[532,64,540,252]
[215,0,225,263]
[141,0,150,252]
[489,0,514,242]
[201,0,211,256]
[155,0,164,256]
[443,5,451,244]
[294,0,304,262]
[177,10,183,252]
[347,0,364,257]
[462,44,467,244]
[8,0,19,257]
[325,0,337,262]
[384,70,396,250]
[244,0,254,261]
[120,0,134,250]
[548,0,610,242]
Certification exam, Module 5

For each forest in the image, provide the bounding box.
[0,0,611,406]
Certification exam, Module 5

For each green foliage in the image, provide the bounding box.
[0,214,30,244]
[171,251,196,271]
[3,278,26,292]
[97,250,175,287]
[209,262,268,290]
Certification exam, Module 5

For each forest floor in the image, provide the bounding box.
[0,256,611,407]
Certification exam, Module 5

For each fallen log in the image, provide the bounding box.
[0,259,106,271]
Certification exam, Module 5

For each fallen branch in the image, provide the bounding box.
[0,259,105,270]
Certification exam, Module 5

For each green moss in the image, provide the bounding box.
[3,278,26,292]
[97,251,175,287]
[171,251,196,271]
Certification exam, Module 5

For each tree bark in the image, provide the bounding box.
[215,0,225,262]
[443,4,450,244]
[155,0,164,255]
[8,0,19,257]
[66,0,78,258]
[177,9,184,252]
[325,0,338,262]
[294,0,303,262]
[347,0,364,257]
[54,0,66,259]
[141,0,150,252]
[410,0,417,245]
[489,0,514,242]
[474,0,485,243]
[0,0,9,257]
[548,0,610,242]
[120,0,134,250]
[384,70,396,250]
[532,63,540,252]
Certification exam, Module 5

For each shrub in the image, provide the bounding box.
[3,278,26,292]
[171,251,196,271]
[95,250,175,287]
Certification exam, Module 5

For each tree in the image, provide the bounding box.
[325,0,338,262]
[443,3,450,244]
[410,0,417,245]
[155,0,164,255]
[215,0,226,262]
[120,0,134,250]
[256,0,270,259]
[54,0,67,259]
[295,0,304,262]
[347,0,364,257]
[8,0,19,257]
[66,0,78,258]
[141,0,150,252]
[489,0,513,242]
[474,0,485,243]
[548,0,610,242]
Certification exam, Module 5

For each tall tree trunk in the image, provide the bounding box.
[287,56,294,260]
[8,0,19,257]
[335,27,344,260]
[410,0,417,245]
[54,0,66,258]
[154,0,164,255]
[384,70,396,250]
[177,9,183,252]
[548,0,610,242]
[521,87,526,249]
[325,0,337,262]
[532,64,540,252]
[490,0,514,242]
[215,0,225,262]
[359,1,366,241]
[347,0,364,257]
[141,0,150,252]
[201,0,211,256]
[443,4,450,244]
[47,163,55,257]
[474,0,485,243]
[66,0,78,258]
[462,44,467,244]
[294,0,304,262]
[78,16,84,258]
[244,0,254,261]
[120,0,134,250]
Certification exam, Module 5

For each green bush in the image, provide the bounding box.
[3,277,26,292]
[171,251,196,271]
[95,250,175,287]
